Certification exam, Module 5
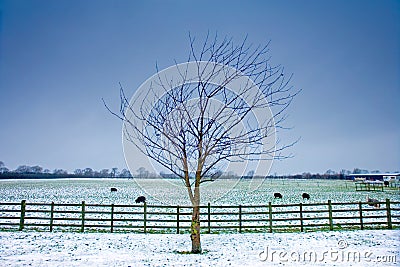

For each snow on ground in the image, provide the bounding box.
[0,230,399,266]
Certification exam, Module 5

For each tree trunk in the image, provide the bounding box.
[191,182,201,253]
[191,204,201,253]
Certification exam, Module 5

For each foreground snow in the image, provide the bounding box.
[0,230,398,266]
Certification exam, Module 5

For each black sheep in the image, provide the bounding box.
[274,193,283,199]
[302,193,310,200]
[135,196,146,203]
[110,188,117,192]
[367,196,380,208]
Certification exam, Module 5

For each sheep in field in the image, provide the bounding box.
[274,193,283,199]
[302,193,310,200]
[110,188,117,192]
[135,196,146,203]
[367,196,380,208]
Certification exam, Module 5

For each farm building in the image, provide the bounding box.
[346,173,400,181]
[347,173,400,191]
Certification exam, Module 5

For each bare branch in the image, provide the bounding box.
[105,34,298,201]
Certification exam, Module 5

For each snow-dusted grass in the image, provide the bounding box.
[0,230,398,266]
[0,178,399,233]
[0,178,398,205]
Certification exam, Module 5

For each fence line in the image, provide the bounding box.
[0,199,399,234]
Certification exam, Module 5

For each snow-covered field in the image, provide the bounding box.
[0,178,399,205]
[0,230,398,266]
[0,179,399,266]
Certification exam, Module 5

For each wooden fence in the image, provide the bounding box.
[0,199,399,233]
[355,182,384,191]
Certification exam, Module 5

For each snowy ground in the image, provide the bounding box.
[0,230,398,266]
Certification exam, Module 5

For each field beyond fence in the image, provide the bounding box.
[0,199,399,234]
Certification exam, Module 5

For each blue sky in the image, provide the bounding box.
[0,0,399,175]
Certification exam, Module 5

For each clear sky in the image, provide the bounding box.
[0,0,399,175]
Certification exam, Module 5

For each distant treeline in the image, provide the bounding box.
[0,161,132,179]
[0,161,396,180]
[0,172,133,179]
[0,172,79,179]
[0,172,349,180]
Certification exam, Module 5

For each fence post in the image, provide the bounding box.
[50,201,55,232]
[19,200,26,231]
[81,201,85,232]
[110,204,114,233]
[207,203,211,234]
[143,202,147,233]
[268,202,272,233]
[328,200,333,231]
[299,203,304,232]
[358,201,364,230]
[238,205,242,233]
[386,199,392,229]
[177,205,180,234]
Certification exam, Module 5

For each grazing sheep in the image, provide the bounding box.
[110,188,117,192]
[135,196,146,203]
[302,193,310,200]
[274,193,283,199]
[384,181,389,187]
[367,196,380,208]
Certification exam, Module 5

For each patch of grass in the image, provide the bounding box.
[174,250,209,255]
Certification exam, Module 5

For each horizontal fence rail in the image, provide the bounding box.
[0,199,398,234]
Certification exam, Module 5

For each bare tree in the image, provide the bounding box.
[119,168,132,178]
[74,169,83,176]
[111,167,118,177]
[100,168,110,177]
[83,167,94,177]
[105,34,298,253]
[136,167,149,178]
[0,161,8,174]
